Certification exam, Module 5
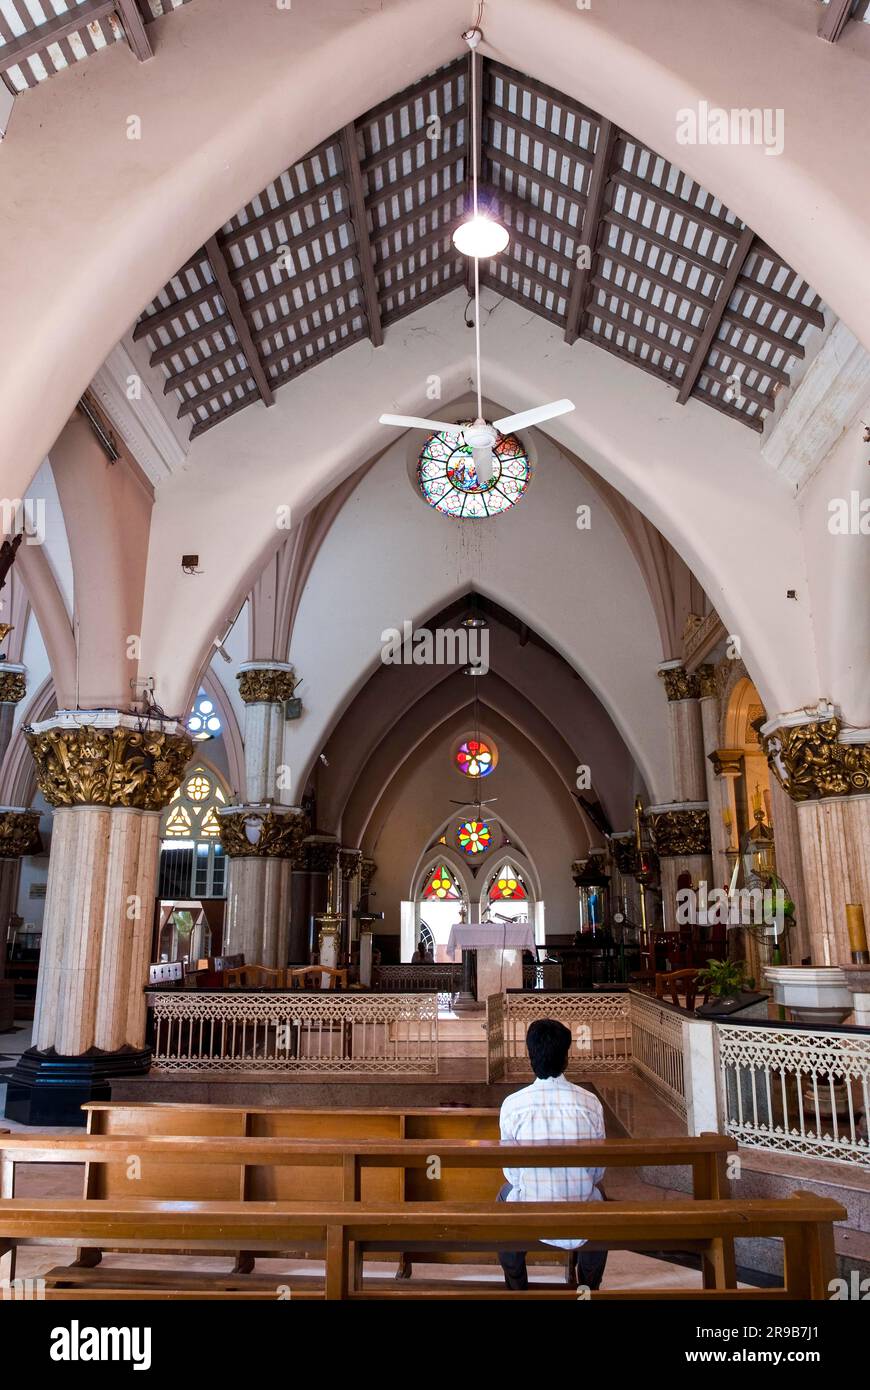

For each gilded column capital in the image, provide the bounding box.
[647,803,711,857]
[24,712,192,810]
[217,804,309,860]
[339,847,363,879]
[696,664,718,700]
[609,834,639,877]
[237,661,297,704]
[360,857,377,892]
[0,664,26,705]
[708,747,743,778]
[657,662,698,701]
[303,835,341,874]
[0,807,42,857]
[760,708,870,802]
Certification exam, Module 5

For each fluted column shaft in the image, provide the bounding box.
[796,797,870,966]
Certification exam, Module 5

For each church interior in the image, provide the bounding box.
[0,0,868,1326]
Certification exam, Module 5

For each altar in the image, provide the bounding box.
[446,922,537,1006]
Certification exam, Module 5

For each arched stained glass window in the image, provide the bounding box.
[457,821,490,856]
[418,428,531,519]
[187,693,222,741]
[455,738,495,778]
[422,865,462,900]
[159,768,228,899]
[489,862,528,901]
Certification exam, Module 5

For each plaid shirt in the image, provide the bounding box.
[499,1075,606,1249]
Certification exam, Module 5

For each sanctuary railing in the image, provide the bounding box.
[146,989,438,1074]
[716,1019,870,1169]
[487,990,632,1082]
[629,991,688,1121]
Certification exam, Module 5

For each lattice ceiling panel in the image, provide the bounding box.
[134,56,827,439]
[0,0,189,94]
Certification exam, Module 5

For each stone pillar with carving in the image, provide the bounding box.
[340,847,363,955]
[0,809,42,1030]
[236,662,297,803]
[4,712,192,1125]
[0,660,29,1015]
[357,858,378,985]
[707,748,743,890]
[217,805,309,968]
[302,836,342,965]
[760,707,870,966]
[655,662,713,925]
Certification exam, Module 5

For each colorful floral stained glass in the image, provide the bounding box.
[489,863,528,900]
[455,739,494,778]
[422,865,461,900]
[457,821,491,856]
[417,427,532,519]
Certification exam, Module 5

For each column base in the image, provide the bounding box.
[3,1045,151,1127]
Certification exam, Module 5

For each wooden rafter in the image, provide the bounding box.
[819,0,853,41]
[0,0,116,75]
[0,0,154,77]
[340,123,383,347]
[564,118,619,345]
[116,0,153,62]
[204,235,275,407]
[676,226,755,405]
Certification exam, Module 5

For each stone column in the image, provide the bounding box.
[217,805,309,967]
[236,661,297,803]
[4,711,191,1125]
[301,836,341,961]
[760,707,870,967]
[0,809,42,1031]
[707,749,743,889]
[340,848,363,953]
[655,662,713,924]
[0,661,28,1012]
[647,805,712,931]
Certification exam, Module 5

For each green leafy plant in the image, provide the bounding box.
[171,909,194,938]
[696,958,755,999]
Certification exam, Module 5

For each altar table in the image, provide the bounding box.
[446,923,537,1005]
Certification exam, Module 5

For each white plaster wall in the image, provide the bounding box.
[14,608,51,733]
[27,460,73,620]
[285,419,670,800]
[208,599,249,741]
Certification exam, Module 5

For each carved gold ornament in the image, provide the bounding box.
[696,664,718,700]
[237,668,297,704]
[0,809,42,857]
[360,857,377,892]
[25,724,193,809]
[304,838,341,874]
[610,836,640,876]
[218,808,309,860]
[658,666,698,702]
[340,848,363,879]
[761,716,870,802]
[0,668,26,704]
[649,808,711,857]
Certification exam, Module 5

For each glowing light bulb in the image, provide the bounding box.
[452,214,510,259]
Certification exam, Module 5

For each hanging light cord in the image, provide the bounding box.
[467,28,484,423]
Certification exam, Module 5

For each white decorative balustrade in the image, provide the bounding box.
[630,992,688,1121]
[146,990,438,1074]
[716,1021,870,1168]
[487,991,631,1082]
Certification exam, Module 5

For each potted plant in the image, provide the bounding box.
[694,958,763,1016]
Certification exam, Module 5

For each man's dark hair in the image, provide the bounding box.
[526,1018,572,1078]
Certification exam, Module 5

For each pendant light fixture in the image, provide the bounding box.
[451,25,509,260]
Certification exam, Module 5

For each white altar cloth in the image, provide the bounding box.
[446,923,537,959]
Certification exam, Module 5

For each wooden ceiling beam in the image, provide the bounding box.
[0,0,116,73]
[677,226,756,404]
[253,281,364,348]
[149,314,233,366]
[178,372,258,417]
[564,118,619,344]
[464,48,483,297]
[341,122,383,347]
[205,235,275,406]
[819,0,853,41]
[134,283,220,340]
[116,0,153,61]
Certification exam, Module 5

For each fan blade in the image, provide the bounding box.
[473,445,495,486]
[379,414,462,436]
[492,399,575,434]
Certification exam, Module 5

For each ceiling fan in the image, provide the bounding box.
[378,26,575,486]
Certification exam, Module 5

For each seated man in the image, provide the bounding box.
[498,1017,607,1290]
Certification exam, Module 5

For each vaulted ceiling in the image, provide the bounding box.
[0,0,190,89]
[132,56,827,440]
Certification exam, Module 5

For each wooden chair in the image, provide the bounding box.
[288,966,347,990]
[223,964,285,989]
[655,967,710,1011]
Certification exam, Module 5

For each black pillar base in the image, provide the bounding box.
[3,1045,151,1127]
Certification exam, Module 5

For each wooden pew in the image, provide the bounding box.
[2,1131,736,1291]
[0,1192,845,1300]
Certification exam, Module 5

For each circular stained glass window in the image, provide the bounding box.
[455,739,495,778]
[417,427,531,518]
[457,821,491,856]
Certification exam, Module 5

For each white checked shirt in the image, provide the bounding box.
[499,1075,606,1249]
